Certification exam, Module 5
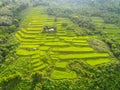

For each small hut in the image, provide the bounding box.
[42,26,57,33]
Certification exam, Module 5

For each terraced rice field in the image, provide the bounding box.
[15,7,113,79]
[92,17,120,42]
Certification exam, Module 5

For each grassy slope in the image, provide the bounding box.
[14,6,114,80]
[0,6,117,89]
[0,7,116,90]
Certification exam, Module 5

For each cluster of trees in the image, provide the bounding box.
[0,6,13,26]
[0,35,10,63]
[0,0,28,26]
[0,73,22,89]
[1,60,120,90]
[31,72,43,90]
[46,7,96,35]
[0,0,29,66]
[46,8,73,18]
[69,16,96,30]
[0,34,18,64]
[30,60,120,90]
[102,35,120,59]
[102,13,120,25]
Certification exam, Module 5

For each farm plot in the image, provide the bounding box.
[52,47,94,53]
[92,17,120,35]
[58,53,109,60]
[14,7,114,79]
[51,70,77,79]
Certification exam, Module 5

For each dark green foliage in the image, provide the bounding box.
[103,13,120,24]
[31,72,43,90]
[40,61,120,90]
[0,0,28,26]
[68,61,96,78]
[70,16,96,30]
[0,35,10,63]
[30,59,116,90]
[103,36,120,59]
[31,72,43,84]
[0,73,22,90]
[0,16,12,26]
[61,23,68,27]
[0,0,28,64]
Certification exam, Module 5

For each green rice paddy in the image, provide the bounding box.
[14,7,113,79]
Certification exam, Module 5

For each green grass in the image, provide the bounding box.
[104,24,119,29]
[15,33,24,41]
[19,45,39,48]
[21,28,40,34]
[21,42,42,45]
[39,46,50,51]
[73,43,89,47]
[32,55,40,59]
[59,53,109,60]
[86,58,112,66]
[92,17,104,23]
[52,47,94,52]
[18,31,36,38]
[44,42,70,46]
[33,64,48,71]
[16,49,37,56]
[72,40,87,43]
[31,59,40,64]
[51,70,77,79]
[103,29,120,34]
[33,62,43,68]
[27,28,42,31]
[55,62,68,68]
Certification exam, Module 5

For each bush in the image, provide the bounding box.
[31,72,43,84]
[31,72,43,90]
[0,73,22,89]
[0,7,13,16]
[0,16,12,26]
[88,39,111,53]
[8,25,17,33]
[70,16,96,30]
[61,23,68,27]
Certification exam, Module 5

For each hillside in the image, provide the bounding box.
[0,0,120,90]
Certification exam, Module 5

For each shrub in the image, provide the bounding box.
[88,39,111,53]
[31,72,43,90]
[0,73,22,89]
[0,16,12,26]
[61,23,68,27]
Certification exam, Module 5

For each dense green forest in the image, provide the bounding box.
[0,0,120,90]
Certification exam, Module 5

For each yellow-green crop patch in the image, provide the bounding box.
[19,45,39,48]
[33,64,48,71]
[52,47,94,52]
[103,29,120,34]
[86,58,113,66]
[72,40,87,43]
[16,49,37,56]
[59,53,109,60]
[44,42,70,46]
[39,46,50,50]
[55,62,68,68]
[27,28,42,31]
[51,70,77,79]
